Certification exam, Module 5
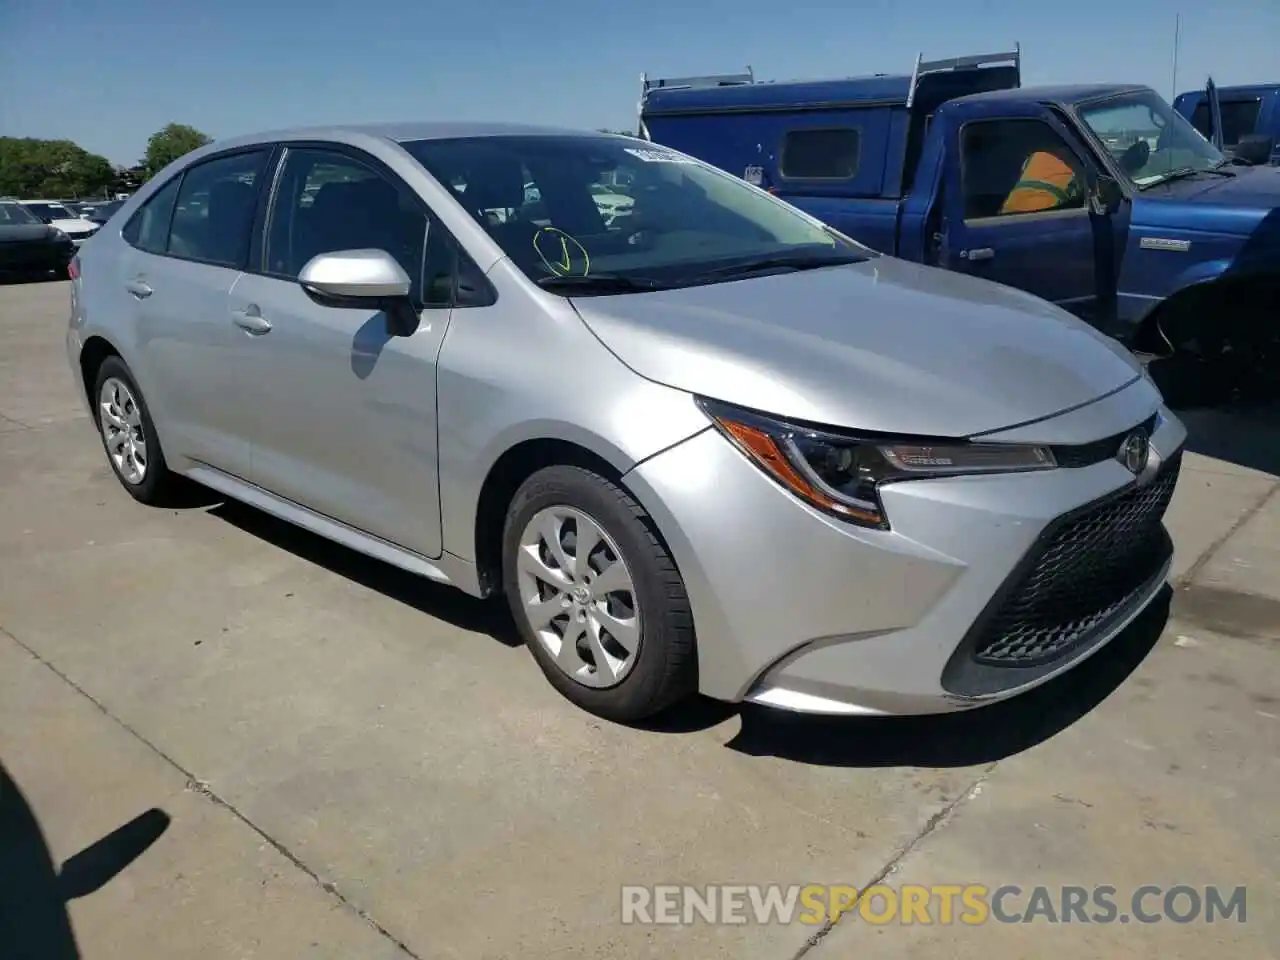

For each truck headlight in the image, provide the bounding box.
[698,397,1055,529]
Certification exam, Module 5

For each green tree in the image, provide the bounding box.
[0,137,116,198]
[142,123,212,180]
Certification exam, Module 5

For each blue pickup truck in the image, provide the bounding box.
[1174,80,1280,166]
[638,50,1280,400]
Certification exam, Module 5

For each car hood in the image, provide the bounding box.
[50,218,95,234]
[570,257,1142,437]
[1141,164,1280,208]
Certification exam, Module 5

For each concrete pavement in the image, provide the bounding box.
[1,279,1276,959]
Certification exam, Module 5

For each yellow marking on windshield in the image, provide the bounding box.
[533,227,591,277]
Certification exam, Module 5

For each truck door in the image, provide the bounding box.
[936,102,1103,319]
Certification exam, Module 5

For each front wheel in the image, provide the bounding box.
[502,465,696,722]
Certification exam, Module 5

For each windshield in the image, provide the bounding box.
[24,202,74,221]
[0,202,41,225]
[1077,89,1225,188]
[402,135,871,290]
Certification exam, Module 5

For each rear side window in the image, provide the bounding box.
[122,177,181,254]
[166,151,269,268]
[779,128,861,180]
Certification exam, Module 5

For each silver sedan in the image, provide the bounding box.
[66,123,1185,721]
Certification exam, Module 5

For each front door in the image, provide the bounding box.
[940,108,1101,317]
[229,145,459,559]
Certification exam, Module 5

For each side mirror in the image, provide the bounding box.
[1231,134,1275,167]
[1088,174,1124,216]
[298,249,419,336]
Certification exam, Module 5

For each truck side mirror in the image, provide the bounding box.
[1231,134,1275,167]
[1087,175,1124,216]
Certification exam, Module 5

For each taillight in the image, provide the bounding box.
[67,256,80,280]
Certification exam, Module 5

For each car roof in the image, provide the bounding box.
[952,83,1151,106]
[208,121,612,153]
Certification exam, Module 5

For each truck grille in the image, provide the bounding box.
[972,453,1180,667]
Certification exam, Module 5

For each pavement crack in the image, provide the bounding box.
[0,624,422,960]
[789,765,994,959]
[1178,479,1280,587]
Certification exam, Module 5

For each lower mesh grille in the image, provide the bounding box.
[972,454,1180,666]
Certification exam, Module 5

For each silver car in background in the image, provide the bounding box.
[67,123,1185,722]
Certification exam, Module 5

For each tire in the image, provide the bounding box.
[502,465,696,722]
[92,356,178,505]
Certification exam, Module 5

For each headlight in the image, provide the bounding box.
[698,397,1056,529]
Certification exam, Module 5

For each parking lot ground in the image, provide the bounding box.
[1,280,1277,959]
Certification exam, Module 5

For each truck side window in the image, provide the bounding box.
[961,120,1084,220]
[779,128,860,180]
[1191,99,1263,147]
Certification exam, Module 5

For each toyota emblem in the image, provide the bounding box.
[1119,431,1150,475]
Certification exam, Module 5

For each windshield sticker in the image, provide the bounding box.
[533,227,591,277]
[623,147,695,164]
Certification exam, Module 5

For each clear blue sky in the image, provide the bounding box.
[2,0,1277,167]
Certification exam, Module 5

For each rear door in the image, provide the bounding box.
[118,148,272,478]
[936,102,1100,315]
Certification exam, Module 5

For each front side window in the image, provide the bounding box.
[402,135,869,293]
[122,177,181,254]
[961,119,1085,219]
[1077,90,1224,188]
[779,128,861,180]
[166,150,269,267]
[264,147,464,307]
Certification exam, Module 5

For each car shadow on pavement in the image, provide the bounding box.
[208,499,524,647]
[714,586,1172,769]
[1178,400,1280,477]
[0,761,170,960]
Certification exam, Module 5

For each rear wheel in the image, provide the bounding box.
[502,465,696,722]
[92,356,178,505]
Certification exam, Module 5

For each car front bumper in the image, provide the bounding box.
[626,376,1185,716]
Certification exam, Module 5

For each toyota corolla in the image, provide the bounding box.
[66,123,1185,721]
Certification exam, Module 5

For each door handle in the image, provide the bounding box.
[126,279,153,299]
[961,247,995,262]
[231,308,272,335]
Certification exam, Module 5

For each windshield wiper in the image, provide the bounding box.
[691,252,867,282]
[535,274,666,294]
[1144,161,1237,188]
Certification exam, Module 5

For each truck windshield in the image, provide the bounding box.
[1077,90,1225,189]
[403,135,871,292]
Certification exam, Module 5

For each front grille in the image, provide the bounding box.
[972,452,1180,666]
[1051,413,1158,468]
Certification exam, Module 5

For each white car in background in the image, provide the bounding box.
[588,183,634,226]
[19,200,99,246]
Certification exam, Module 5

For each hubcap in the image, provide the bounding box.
[516,506,641,688]
[98,377,147,485]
